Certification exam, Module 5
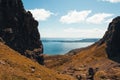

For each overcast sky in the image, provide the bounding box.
[22,0,120,38]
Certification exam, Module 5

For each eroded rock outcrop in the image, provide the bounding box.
[99,16,120,62]
[0,0,43,64]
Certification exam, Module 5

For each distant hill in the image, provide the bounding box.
[42,38,99,43]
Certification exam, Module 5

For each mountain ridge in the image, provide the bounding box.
[42,38,99,43]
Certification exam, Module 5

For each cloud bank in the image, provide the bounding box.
[60,10,113,24]
[41,28,106,38]
[63,28,106,38]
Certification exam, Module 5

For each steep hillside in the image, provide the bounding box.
[0,42,75,80]
[0,0,43,64]
[45,17,120,80]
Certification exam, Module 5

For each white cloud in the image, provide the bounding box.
[29,9,53,21]
[86,13,113,24]
[63,28,106,38]
[59,10,113,24]
[60,10,91,24]
[102,0,120,3]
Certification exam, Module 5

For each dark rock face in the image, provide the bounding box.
[0,0,44,64]
[99,16,120,62]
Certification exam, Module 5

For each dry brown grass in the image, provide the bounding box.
[44,43,120,79]
[0,42,75,80]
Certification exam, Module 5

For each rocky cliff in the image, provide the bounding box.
[99,16,120,62]
[0,0,43,64]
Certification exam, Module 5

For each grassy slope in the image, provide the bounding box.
[0,42,75,80]
[45,43,120,79]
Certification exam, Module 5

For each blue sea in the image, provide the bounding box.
[42,38,99,55]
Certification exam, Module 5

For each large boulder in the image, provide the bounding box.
[0,0,44,64]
